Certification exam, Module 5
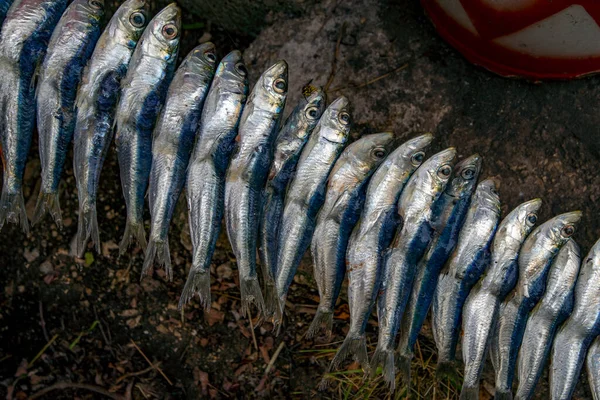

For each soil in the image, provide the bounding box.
[2,0,600,399]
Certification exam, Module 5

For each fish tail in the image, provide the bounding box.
[272,296,285,334]
[330,335,369,372]
[179,268,212,311]
[493,389,513,400]
[305,308,333,339]
[459,386,480,400]
[32,192,63,229]
[0,187,29,234]
[436,360,458,380]
[76,203,100,256]
[141,238,172,280]
[264,280,279,319]
[398,354,412,385]
[119,219,147,255]
[240,277,266,318]
[370,347,396,391]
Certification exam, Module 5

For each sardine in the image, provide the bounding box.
[515,239,580,400]
[397,154,482,380]
[550,237,600,400]
[259,86,326,317]
[0,0,68,233]
[115,2,181,255]
[330,134,432,371]
[432,178,501,377]
[307,132,396,339]
[460,198,542,400]
[33,0,105,228]
[586,336,600,400]
[273,96,351,327]
[224,60,288,316]
[178,50,248,310]
[141,43,217,281]
[490,211,582,400]
[371,147,456,390]
[0,0,14,28]
[73,0,149,255]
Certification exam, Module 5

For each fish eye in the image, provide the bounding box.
[234,62,247,76]
[129,11,146,28]
[561,225,575,237]
[205,52,216,62]
[339,111,350,125]
[162,23,179,40]
[273,78,287,93]
[305,106,319,120]
[372,147,387,160]
[411,151,425,166]
[526,213,537,226]
[88,0,103,10]
[437,164,452,178]
[461,167,476,180]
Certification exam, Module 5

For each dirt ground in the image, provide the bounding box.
[2,0,600,399]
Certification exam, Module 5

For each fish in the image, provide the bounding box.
[33,0,105,228]
[72,0,149,255]
[0,0,14,27]
[307,132,396,339]
[586,336,600,400]
[177,50,248,310]
[224,60,288,316]
[259,86,326,317]
[115,2,181,256]
[550,237,600,400]
[329,134,433,371]
[141,43,217,281]
[0,0,69,233]
[273,96,351,327]
[460,198,542,400]
[370,147,456,390]
[489,211,582,400]
[432,178,501,377]
[515,239,580,400]
[397,153,482,381]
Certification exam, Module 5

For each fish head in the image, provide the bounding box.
[401,133,433,169]
[296,86,326,139]
[496,198,542,251]
[473,178,501,213]
[318,96,351,144]
[541,211,582,251]
[78,0,105,20]
[216,50,249,95]
[255,60,288,112]
[146,3,181,62]
[114,0,149,45]
[346,132,396,177]
[185,42,217,75]
[415,147,457,198]
[445,153,482,198]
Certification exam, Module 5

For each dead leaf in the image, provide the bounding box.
[205,309,225,327]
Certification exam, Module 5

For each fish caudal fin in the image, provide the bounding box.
[0,188,29,234]
[370,347,396,391]
[330,335,369,372]
[141,238,172,280]
[493,389,513,400]
[240,277,265,317]
[398,354,412,386]
[436,360,458,380]
[32,192,63,229]
[119,219,147,255]
[264,280,278,319]
[459,386,480,400]
[305,308,333,339]
[179,268,212,311]
[76,204,100,257]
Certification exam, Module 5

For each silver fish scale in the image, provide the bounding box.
[587,336,600,400]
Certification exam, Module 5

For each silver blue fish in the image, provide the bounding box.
[460,198,542,400]
[141,43,217,281]
[307,132,396,339]
[73,0,149,255]
[330,134,432,371]
[490,211,581,400]
[432,178,500,377]
[0,0,69,233]
[273,96,351,328]
[178,50,248,310]
[550,237,600,400]
[0,0,14,27]
[33,0,105,228]
[515,239,580,400]
[586,336,600,400]
[224,60,288,316]
[370,147,456,390]
[397,154,482,380]
[115,2,181,255]
[259,86,326,317]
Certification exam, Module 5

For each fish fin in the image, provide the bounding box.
[76,203,100,256]
[330,335,369,372]
[32,192,63,229]
[179,268,212,311]
[272,297,286,334]
[0,188,29,234]
[119,219,148,255]
[493,390,513,400]
[317,376,334,391]
[370,347,396,391]
[240,277,266,318]
[459,386,480,400]
[305,308,333,339]
[141,238,172,280]
[398,354,412,386]
[264,280,278,319]
[436,360,458,380]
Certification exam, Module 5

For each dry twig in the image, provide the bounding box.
[29,382,126,400]
[130,339,173,386]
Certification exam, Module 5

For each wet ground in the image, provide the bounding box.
[2,0,600,399]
